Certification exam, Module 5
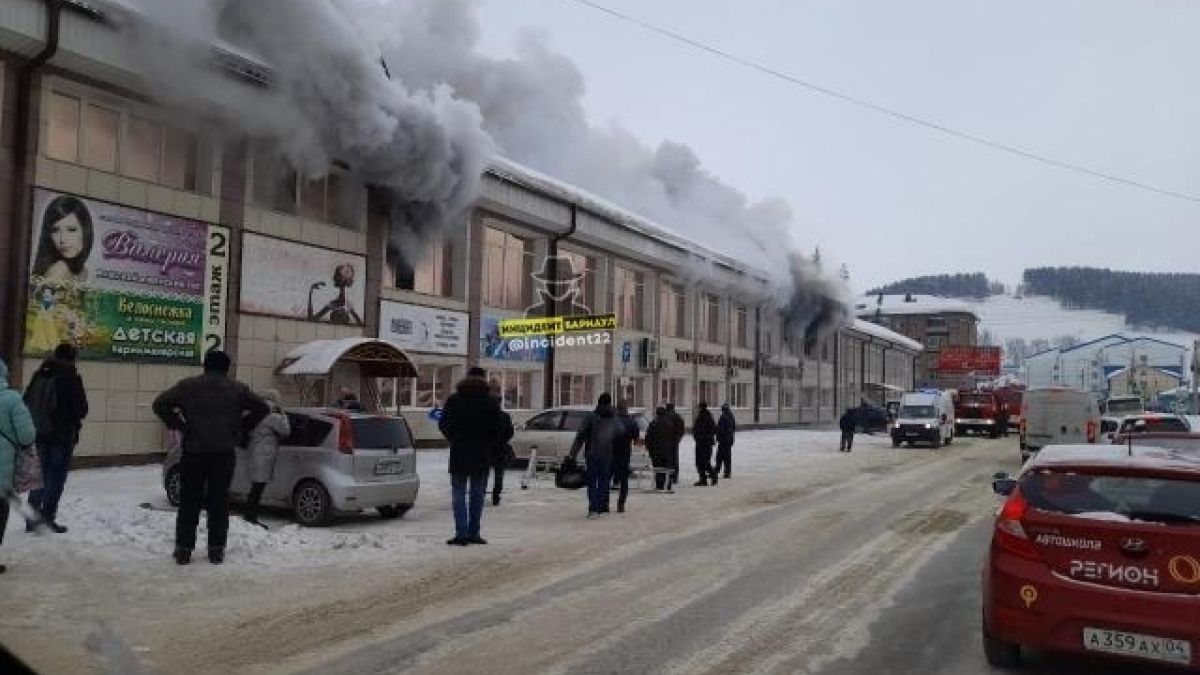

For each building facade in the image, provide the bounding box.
[0,2,920,456]
[854,294,979,388]
[1024,334,1189,403]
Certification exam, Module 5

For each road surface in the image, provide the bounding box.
[1,432,1167,674]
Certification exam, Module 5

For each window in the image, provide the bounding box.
[614,266,645,330]
[388,239,454,297]
[617,377,645,407]
[162,128,198,190]
[82,104,119,171]
[47,93,81,162]
[559,249,594,315]
[525,411,563,431]
[926,316,948,335]
[556,373,596,407]
[483,227,530,311]
[729,382,750,408]
[733,306,748,349]
[927,335,947,348]
[761,384,776,408]
[492,370,534,410]
[400,365,457,408]
[699,380,722,407]
[659,283,688,338]
[253,148,359,228]
[762,328,774,355]
[802,386,817,408]
[659,378,688,408]
[123,115,162,182]
[782,387,797,408]
[700,294,721,343]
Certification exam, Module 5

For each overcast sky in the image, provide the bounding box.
[475,0,1200,293]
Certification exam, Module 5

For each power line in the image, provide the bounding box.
[562,0,1200,205]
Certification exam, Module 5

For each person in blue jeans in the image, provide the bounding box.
[568,393,622,519]
[24,343,88,534]
[439,367,512,545]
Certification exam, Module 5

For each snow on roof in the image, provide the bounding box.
[487,157,769,280]
[276,338,416,378]
[849,319,923,352]
[853,294,980,320]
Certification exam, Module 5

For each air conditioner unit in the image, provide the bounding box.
[640,338,659,372]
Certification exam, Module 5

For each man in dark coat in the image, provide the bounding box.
[692,402,718,486]
[569,393,623,518]
[487,380,516,507]
[24,342,88,534]
[609,400,641,513]
[715,403,736,479]
[839,408,858,452]
[153,351,268,565]
[664,402,685,486]
[439,367,511,545]
[646,407,674,491]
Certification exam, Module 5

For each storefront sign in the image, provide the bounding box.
[499,313,617,338]
[937,345,1002,375]
[24,189,228,363]
[379,301,468,355]
[676,349,725,367]
[240,233,366,326]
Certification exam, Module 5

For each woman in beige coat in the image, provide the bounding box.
[244,390,290,527]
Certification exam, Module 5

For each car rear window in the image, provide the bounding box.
[1023,470,1200,524]
[1120,417,1189,434]
[351,417,413,449]
[285,414,334,447]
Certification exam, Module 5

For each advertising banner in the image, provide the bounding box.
[240,233,366,326]
[379,301,469,355]
[24,189,229,363]
[480,314,546,362]
[936,345,1002,375]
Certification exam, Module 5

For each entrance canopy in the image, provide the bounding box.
[276,338,417,379]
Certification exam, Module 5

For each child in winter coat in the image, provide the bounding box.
[0,357,38,573]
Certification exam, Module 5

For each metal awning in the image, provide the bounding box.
[276,338,417,379]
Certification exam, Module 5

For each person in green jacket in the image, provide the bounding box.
[0,357,38,574]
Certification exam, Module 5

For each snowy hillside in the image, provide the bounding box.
[961,293,1197,358]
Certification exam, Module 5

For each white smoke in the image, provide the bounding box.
[116,0,848,335]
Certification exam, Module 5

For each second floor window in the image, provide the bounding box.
[388,239,454,298]
[700,293,721,343]
[659,283,688,338]
[614,266,644,331]
[483,227,530,311]
[253,150,361,229]
[734,306,748,349]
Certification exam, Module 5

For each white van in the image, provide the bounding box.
[891,391,955,448]
[1019,388,1101,462]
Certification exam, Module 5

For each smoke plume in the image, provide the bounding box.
[116,0,848,337]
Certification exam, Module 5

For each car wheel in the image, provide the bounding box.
[945,433,953,446]
[165,466,182,508]
[983,633,1022,668]
[293,480,332,527]
[377,504,412,519]
[931,436,942,449]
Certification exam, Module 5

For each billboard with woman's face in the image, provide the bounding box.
[239,233,366,326]
[24,189,230,363]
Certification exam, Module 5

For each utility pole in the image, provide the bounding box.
[1191,339,1199,415]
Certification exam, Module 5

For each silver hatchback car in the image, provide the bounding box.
[162,408,420,526]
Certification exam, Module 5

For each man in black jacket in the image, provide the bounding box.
[839,408,858,452]
[569,393,623,518]
[488,380,515,507]
[664,403,685,487]
[439,367,511,545]
[646,407,673,491]
[715,403,736,479]
[24,343,88,534]
[609,400,641,513]
[692,402,718,486]
[153,351,268,565]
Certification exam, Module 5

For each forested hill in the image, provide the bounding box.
[867,273,1005,298]
[1022,267,1200,334]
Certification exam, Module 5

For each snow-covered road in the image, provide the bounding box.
[0,431,1020,674]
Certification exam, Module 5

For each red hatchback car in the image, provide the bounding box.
[983,444,1200,670]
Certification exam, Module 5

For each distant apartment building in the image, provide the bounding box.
[1025,334,1189,403]
[854,294,980,388]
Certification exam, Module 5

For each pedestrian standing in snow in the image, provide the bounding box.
[609,399,641,513]
[243,389,290,528]
[153,351,268,565]
[488,380,515,507]
[664,402,685,487]
[839,408,858,452]
[692,402,718,486]
[439,367,511,545]
[0,357,37,574]
[715,403,736,479]
[646,407,673,491]
[24,342,88,534]
[568,393,622,518]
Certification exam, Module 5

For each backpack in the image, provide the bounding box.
[23,372,58,437]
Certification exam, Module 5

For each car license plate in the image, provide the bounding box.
[374,460,404,476]
[1083,628,1191,665]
